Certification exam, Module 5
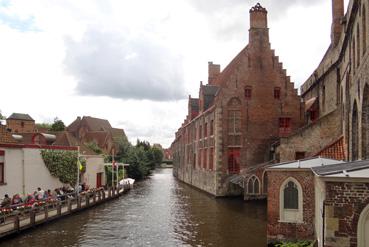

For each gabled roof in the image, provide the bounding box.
[53,131,96,155]
[7,113,34,121]
[312,160,369,178]
[83,116,112,132]
[268,157,344,170]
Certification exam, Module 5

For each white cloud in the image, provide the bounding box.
[0,0,343,147]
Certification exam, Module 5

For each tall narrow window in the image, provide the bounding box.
[284,181,298,209]
[204,123,208,137]
[363,5,367,54]
[203,148,207,169]
[210,120,214,136]
[247,176,260,194]
[209,148,214,171]
[274,87,281,99]
[199,125,202,140]
[353,38,356,73]
[0,150,4,184]
[244,86,252,100]
[197,150,201,168]
[279,118,291,136]
[357,25,360,67]
[228,148,240,174]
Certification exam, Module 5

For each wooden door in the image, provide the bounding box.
[96,173,102,188]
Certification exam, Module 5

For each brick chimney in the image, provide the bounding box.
[249,3,269,46]
[331,0,344,46]
[208,62,220,85]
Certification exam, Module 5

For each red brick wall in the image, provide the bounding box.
[267,170,315,243]
[324,182,369,247]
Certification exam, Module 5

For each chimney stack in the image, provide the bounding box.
[208,62,220,85]
[331,0,344,46]
[249,3,269,46]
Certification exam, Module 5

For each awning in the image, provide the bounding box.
[229,174,245,188]
[305,97,317,111]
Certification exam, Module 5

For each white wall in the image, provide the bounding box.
[0,147,64,197]
[82,155,105,188]
[314,176,326,247]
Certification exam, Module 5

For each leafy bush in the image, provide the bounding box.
[275,241,313,247]
[41,149,79,185]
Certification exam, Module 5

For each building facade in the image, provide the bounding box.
[172,4,303,197]
[277,0,369,163]
[6,113,36,133]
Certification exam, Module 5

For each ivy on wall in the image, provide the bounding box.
[41,149,80,185]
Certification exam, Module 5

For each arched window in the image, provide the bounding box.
[284,181,298,209]
[357,203,369,247]
[352,101,359,160]
[357,24,360,67]
[362,85,369,159]
[279,178,303,223]
[247,176,260,194]
[363,5,367,54]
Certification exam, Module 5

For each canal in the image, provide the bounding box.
[2,169,267,247]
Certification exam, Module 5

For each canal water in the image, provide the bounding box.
[2,169,267,247]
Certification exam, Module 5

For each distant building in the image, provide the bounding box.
[67,116,128,155]
[6,113,36,133]
[171,3,303,197]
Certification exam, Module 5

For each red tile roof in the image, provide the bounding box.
[314,136,346,161]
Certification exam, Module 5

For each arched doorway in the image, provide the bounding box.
[352,101,359,161]
[362,85,369,159]
[357,204,369,247]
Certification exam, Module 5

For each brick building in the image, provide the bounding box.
[67,116,128,155]
[267,0,369,245]
[267,158,369,247]
[6,113,36,133]
[277,0,369,163]
[172,3,303,197]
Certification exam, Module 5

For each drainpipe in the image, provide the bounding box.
[322,200,326,247]
[22,148,25,195]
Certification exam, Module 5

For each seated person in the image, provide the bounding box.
[1,194,11,208]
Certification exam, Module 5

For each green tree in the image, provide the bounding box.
[151,146,164,167]
[85,142,103,154]
[0,110,5,120]
[36,122,52,130]
[50,117,65,131]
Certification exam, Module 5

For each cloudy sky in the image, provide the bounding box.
[0,0,348,147]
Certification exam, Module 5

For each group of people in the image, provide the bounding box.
[0,185,81,209]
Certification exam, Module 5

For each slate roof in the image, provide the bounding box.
[7,113,34,121]
[312,160,369,178]
[268,157,344,170]
[202,85,219,110]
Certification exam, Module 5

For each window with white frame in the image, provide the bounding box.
[247,176,260,195]
[279,177,303,223]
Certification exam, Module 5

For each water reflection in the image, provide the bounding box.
[2,169,266,247]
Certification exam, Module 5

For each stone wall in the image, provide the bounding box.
[267,170,315,243]
[324,181,369,247]
[277,109,342,162]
